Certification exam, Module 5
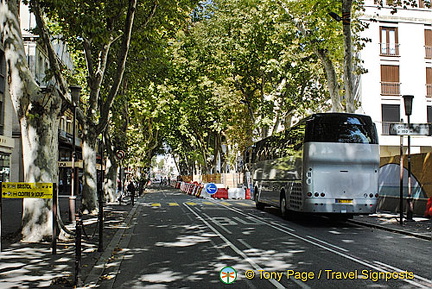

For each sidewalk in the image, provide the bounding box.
[1,192,431,288]
[0,197,140,289]
[351,212,432,241]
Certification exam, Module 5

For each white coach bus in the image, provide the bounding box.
[245,113,379,220]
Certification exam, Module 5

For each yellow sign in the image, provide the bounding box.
[1,182,54,199]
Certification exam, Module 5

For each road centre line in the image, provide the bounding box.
[373,261,432,286]
[306,236,349,253]
[238,238,254,250]
[215,203,432,288]
[202,213,232,235]
[184,204,309,289]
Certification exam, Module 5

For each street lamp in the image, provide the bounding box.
[403,95,414,221]
[69,85,81,224]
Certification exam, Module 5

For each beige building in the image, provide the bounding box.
[359,0,432,157]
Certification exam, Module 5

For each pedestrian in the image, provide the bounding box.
[127,181,136,205]
[139,178,145,196]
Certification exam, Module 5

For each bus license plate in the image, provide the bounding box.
[336,199,353,204]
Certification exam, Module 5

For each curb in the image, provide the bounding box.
[348,219,432,241]
[81,201,142,288]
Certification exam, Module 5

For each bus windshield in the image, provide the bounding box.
[305,114,378,144]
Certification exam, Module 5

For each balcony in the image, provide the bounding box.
[381,82,400,96]
[380,43,399,57]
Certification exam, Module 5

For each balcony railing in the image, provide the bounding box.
[381,82,400,96]
[427,84,432,98]
[426,46,432,59]
[380,43,400,56]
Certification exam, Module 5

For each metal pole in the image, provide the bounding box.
[0,182,2,252]
[74,211,82,286]
[407,115,414,221]
[52,183,57,255]
[69,105,77,224]
[98,138,104,252]
[399,134,404,225]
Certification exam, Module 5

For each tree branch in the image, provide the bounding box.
[97,0,157,134]
[31,0,70,104]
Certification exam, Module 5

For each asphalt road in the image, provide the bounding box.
[109,188,432,289]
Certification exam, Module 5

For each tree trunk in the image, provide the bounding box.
[21,100,60,241]
[1,0,61,241]
[278,0,344,112]
[81,126,98,213]
[316,49,342,112]
[343,0,356,113]
[103,132,119,203]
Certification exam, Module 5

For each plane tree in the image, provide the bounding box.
[162,0,330,174]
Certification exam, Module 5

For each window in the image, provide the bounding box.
[0,49,5,135]
[0,49,5,94]
[425,30,432,59]
[381,65,400,95]
[427,67,432,98]
[382,104,400,135]
[427,106,432,123]
[305,115,378,144]
[419,0,431,8]
[380,27,399,56]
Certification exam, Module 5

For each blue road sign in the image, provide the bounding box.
[206,183,218,195]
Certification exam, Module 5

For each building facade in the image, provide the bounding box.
[10,4,81,189]
[0,34,15,182]
[359,0,432,157]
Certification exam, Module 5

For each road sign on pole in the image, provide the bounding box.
[389,123,431,136]
[205,183,218,195]
[116,150,126,160]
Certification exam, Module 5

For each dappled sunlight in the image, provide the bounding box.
[139,268,183,283]
[0,243,75,288]
[155,234,212,248]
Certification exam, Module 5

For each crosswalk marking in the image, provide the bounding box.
[236,202,252,207]
[185,202,197,206]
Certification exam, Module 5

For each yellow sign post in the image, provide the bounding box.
[1,182,54,199]
[0,182,57,254]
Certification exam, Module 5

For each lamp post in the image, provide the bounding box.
[399,118,404,225]
[403,95,414,221]
[69,85,81,224]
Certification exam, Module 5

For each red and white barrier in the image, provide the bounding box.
[178,182,248,200]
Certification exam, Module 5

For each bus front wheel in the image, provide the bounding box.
[255,191,265,210]
[280,194,288,219]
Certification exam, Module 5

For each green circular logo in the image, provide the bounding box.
[219,266,237,284]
